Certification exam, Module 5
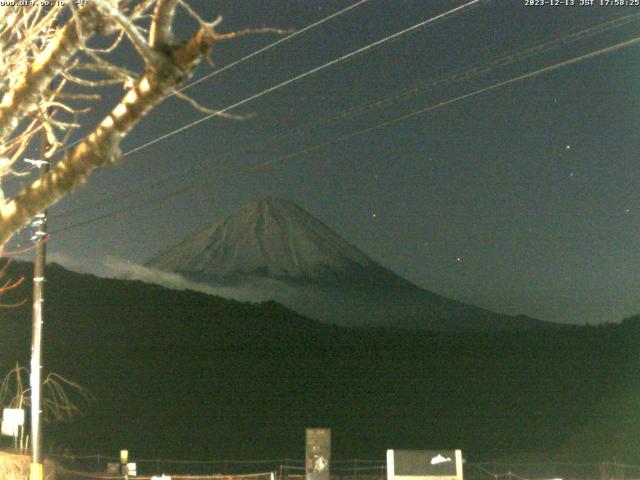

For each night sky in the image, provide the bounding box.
[6,0,640,325]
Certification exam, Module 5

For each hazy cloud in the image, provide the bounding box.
[102,256,279,304]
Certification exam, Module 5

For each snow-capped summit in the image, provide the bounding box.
[148,197,378,281]
[147,198,558,331]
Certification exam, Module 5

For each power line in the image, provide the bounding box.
[299,10,640,133]
[174,0,372,94]
[253,35,640,173]
[51,0,494,219]
[123,0,490,157]
[51,9,640,220]
[54,0,372,155]
[49,35,640,236]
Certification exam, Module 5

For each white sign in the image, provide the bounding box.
[386,450,463,480]
[127,462,137,476]
[1,408,24,437]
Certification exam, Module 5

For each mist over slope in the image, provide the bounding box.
[147,197,557,331]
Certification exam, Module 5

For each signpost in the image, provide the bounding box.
[1,408,25,446]
[306,428,331,480]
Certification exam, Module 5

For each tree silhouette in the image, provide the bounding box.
[0,1,276,245]
[0,363,92,452]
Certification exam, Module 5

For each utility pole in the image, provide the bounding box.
[30,133,49,480]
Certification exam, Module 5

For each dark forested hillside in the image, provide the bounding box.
[1,261,639,463]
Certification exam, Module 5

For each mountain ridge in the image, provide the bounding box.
[148,196,378,281]
[147,197,560,332]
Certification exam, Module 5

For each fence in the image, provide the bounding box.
[464,461,640,480]
[45,454,640,480]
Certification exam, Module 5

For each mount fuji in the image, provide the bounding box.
[147,197,557,331]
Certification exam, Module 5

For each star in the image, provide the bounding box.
[456,257,462,262]
[565,145,571,150]
[372,213,377,218]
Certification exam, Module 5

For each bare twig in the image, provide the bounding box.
[173,90,253,120]
[150,0,179,48]
[0,6,102,145]
[0,364,93,423]
[213,26,294,42]
[0,19,222,243]
[93,0,161,65]
[0,2,262,246]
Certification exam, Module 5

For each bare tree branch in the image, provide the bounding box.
[0,364,92,423]
[0,2,270,247]
[0,6,102,146]
[0,22,220,244]
[93,0,161,65]
[173,90,253,120]
[150,0,179,48]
